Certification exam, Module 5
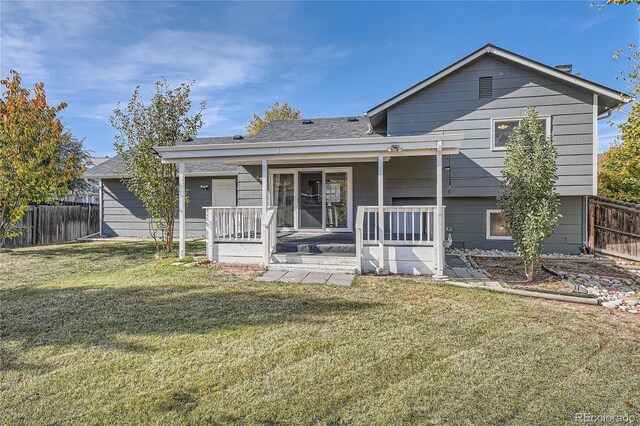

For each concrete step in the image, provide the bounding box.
[271,253,356,266]
[268,262,358,274]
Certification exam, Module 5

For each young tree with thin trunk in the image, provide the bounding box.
[111,78,205,253]
[497,107,561,281]
[0,70,81,249]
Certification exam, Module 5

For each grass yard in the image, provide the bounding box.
[1,241,639,425]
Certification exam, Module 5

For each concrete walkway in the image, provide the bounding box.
[257,270,354,286]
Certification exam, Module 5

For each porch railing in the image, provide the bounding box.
[358,206,441,246]
[262,206,278,265]
[356,205,444,274]
[204,206,263,243]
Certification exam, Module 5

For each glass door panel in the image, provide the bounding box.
[299,172,323,229]
[325,172,348,229]
[273,173,294,228]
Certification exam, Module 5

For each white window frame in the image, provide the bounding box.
[490,115,551,151]
[486,209,512,240]
[269,166,353,232]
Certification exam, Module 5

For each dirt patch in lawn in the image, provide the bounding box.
[198,261,265,279]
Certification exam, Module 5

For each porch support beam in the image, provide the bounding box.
[261,159,268,215]
[433,141,446,279]
[377,154,387,274]
[178,161,186,260]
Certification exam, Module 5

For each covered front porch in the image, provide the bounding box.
[155,133,462,277]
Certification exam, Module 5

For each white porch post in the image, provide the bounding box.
[98,179,104,236]
[377,154,387,274]
[434,140,446,279]
[262,159,268,215]
[178,161,186,260]
[261,159,269,265]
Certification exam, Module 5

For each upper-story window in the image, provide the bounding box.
[491,116,550,151]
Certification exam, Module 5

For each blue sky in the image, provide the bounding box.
[1,1,638,157]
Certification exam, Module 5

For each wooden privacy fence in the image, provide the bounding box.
[6,203,100,248]
[589,196,640,261]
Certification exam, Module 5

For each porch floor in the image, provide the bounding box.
[276,231,355,244]
[275,231,356,254]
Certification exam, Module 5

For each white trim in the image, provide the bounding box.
[593,94,598,195]
[269,166,353,232]
[486,209,512,240]
[490,115,551,151]
[98,179,103,236]
[178,162,186,259]
[155,135,463,164]
[377,155,385,273]
[211,178,237,207]
[366,44,628,123]
[87,171,238,179]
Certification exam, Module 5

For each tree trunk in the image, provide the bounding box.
[524,261,534,282]
[166,215,174,253]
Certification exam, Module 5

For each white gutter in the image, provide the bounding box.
[154,134,464,164]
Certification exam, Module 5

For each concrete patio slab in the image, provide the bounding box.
[302,272,332,284]
[452,267,473,278]
[326,274,355,286]
[256,270,287,282]
[278,271,309,283]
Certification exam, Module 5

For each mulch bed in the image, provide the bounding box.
[469,255,635,294]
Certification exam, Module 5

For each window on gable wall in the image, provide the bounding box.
[491,117,550,150]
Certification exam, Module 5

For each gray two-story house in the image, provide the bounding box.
[86,44,628,276]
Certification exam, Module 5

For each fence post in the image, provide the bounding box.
[588,199,595,251]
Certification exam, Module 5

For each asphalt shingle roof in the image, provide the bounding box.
[84,116,380,178]
[84,155,236,179]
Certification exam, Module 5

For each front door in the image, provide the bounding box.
[212,179,237,207]
[299,171,323,229]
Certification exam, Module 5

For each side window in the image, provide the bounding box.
[491,117,549,150]
[486,209,511,240]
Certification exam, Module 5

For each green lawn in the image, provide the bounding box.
[1,241,639,425]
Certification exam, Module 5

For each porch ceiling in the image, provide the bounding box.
[154,134,463,165]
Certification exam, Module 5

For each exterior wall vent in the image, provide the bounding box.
[479,76,493,99]
[232,135,244,140]
[347,117,359,122]
[302,119,313,124]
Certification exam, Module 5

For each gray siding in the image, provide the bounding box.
[387,56,595,197]
[102,177,235,237]
[237,160,584,253]
[443,196,584,254]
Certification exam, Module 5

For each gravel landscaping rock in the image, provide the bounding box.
[448,248,640,314]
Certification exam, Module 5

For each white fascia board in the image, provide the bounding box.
[367,49,486,118]
[366,45,629,120]
[156,135,463,163]
[156,133,463,154]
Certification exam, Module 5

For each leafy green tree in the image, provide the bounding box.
[0,70,81,248]
[111,78,205,253]
[246,101,301,136]
[598,43,639,202]
[58,131,91,193]
[497,107,561,281]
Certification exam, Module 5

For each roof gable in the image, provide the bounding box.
[365,44,629,128]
